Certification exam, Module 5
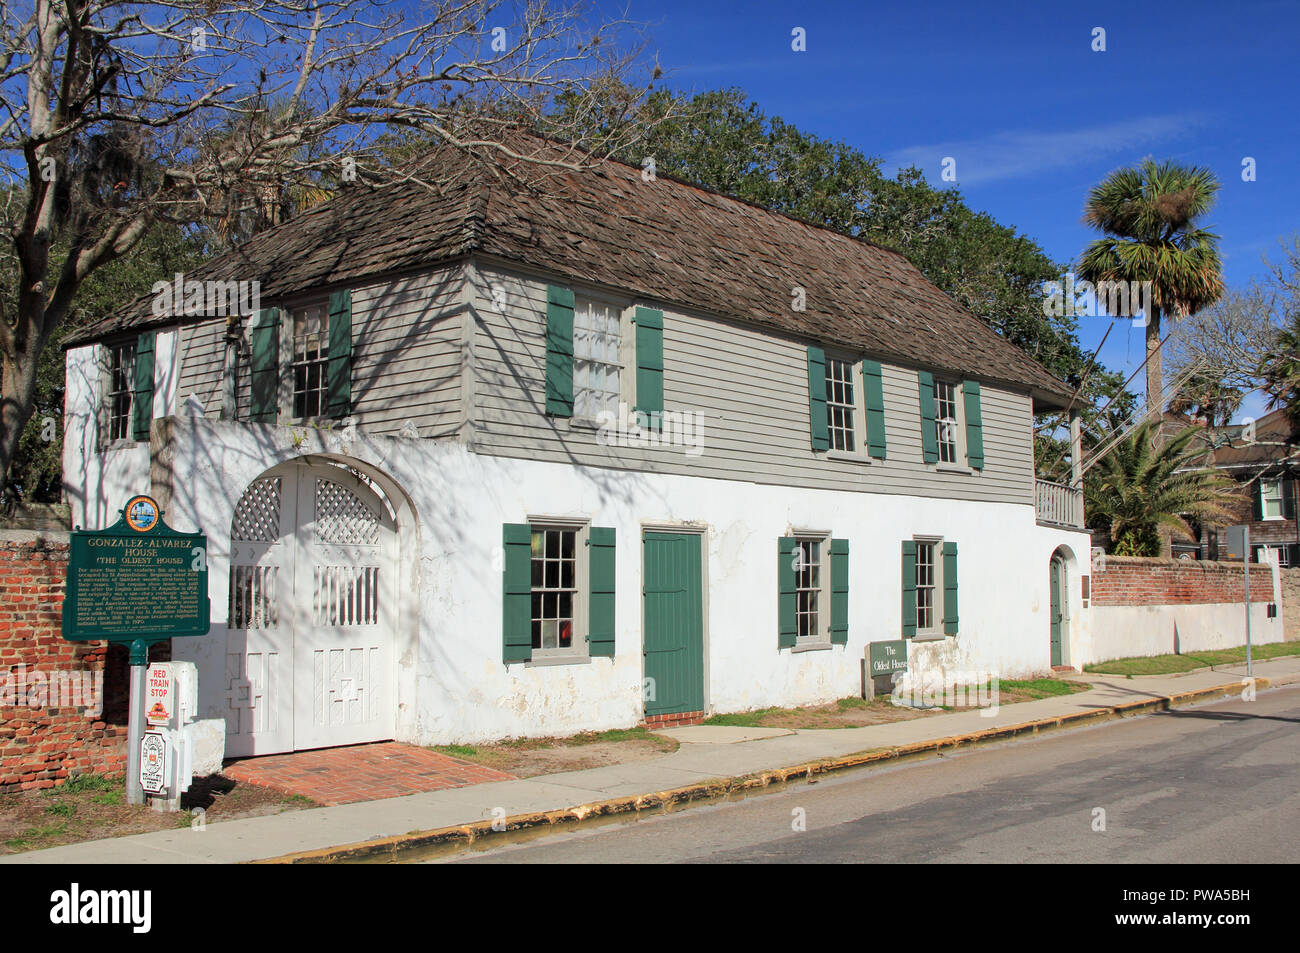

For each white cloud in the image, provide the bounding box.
[886,115,1204,186]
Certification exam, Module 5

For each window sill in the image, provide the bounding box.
[791,640,833,653]
[525,653,592,668]
[826,450,871,465]
[912,632,949,643]
[934,464,975,476]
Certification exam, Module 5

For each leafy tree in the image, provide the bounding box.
[1078,160,1226,427]
[551,86,1136,470]
[1,0,659,490]
[3,222,206,502]
[1167,368,1245,426]
[1084,419,1243,556]
[1261,312,1300,435]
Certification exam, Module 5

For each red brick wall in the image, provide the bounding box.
[0,534,168,793]
[1091,555,1273,607]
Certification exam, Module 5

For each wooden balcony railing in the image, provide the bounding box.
[1036,479,1083,528]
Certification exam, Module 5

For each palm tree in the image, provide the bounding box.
[1260,312,1300,436]
[1085,419,1243,556]
[1079,160,1226,429]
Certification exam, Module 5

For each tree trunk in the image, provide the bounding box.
[1146,303,1163,434]
[0,347,41,496]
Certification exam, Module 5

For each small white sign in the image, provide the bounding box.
[140,730,168,795]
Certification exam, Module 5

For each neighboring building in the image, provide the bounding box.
[1194,408,1299,565]
[62,138,1091,756]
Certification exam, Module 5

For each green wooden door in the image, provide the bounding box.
[642,531,705,717]
[1049,557,1064,667]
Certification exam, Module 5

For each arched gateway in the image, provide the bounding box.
[223,458,401,756]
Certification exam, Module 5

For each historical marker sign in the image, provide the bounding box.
[869,640,909,676]
[62,495,210,647]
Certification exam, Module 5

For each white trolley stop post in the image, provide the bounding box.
[126,637,150,806]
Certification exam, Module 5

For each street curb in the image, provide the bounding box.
[256,674,1288,864]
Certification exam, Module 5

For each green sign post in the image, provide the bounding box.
[61,495,210,804]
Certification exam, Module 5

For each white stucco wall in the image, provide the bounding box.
[63,344,151,530]
[1084,559,1284,664]
[150,416,1090,748]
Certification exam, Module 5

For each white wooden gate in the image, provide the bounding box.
[225,463,397,756]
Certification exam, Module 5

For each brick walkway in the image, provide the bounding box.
[224,742,516,806]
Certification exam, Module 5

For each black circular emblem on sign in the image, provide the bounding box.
[124,495,160,533]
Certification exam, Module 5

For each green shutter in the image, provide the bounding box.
[634,307,663,423]
[545,285,574,417]
[830,538,849,645]
[962,380,984,470]
[901,540,917,638]
[1251,483,1264,522]
[502,523,533,663]
[862,360,887,459]
[1283,478,1297,522]
[778,537,798,648]
[807,346,829,451]
[249,308,280,424]
[588,526,616,658]
[942,541,959,636]
[131,331,155,441]
[917,371,938,464]
[327,289,352,418]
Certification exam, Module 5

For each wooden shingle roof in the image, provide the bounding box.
[68,136,1073,406]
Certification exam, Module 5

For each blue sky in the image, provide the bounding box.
[621,0,1299,420]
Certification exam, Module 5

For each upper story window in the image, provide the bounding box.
[106,341,136,442]
[935,379,961,464]
[573,296,622,420]
[291,302,329,420]
[825,357,856,452]
[1261,477,1285,520]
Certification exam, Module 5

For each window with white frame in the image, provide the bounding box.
[825,357,856,452]
[914,538,942,636]
[530,525,583,655]
[573,296,622,419]
[105,341,136,442]
[291,302,329,419]
[1261,478,1284,520]
[934,380,960,464]
[794,536,827,641]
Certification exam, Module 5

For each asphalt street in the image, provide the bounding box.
[440,683,1300,863]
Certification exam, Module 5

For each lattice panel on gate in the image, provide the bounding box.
[315,480,380,545]
[232,477,282,541]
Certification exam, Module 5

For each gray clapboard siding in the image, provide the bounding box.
[468,261,1036,506]
[176,320,226,419]
[173,265,467,436]
[343,268,466,437]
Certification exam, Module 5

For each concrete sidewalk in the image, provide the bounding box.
[8,655,1299,864]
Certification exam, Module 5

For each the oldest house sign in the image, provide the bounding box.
[62,495,211,662]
